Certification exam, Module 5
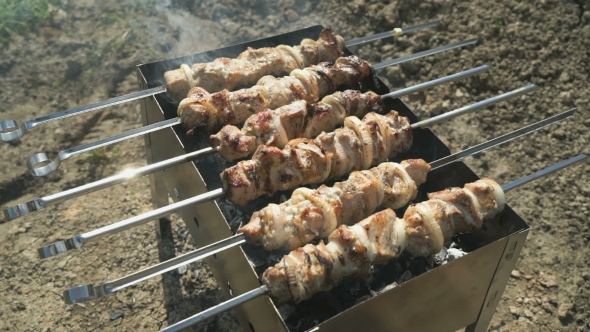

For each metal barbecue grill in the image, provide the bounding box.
[2,23,584,332]
[131,25,526,332]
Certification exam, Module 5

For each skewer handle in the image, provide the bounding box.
[63,233,246,304]
[26,117,180,177]
[159,286,268,332]
[411,84,539,129]
[382,65,489,100]
[38,188,225,259]
[345,20,440,46]
[0,86,166,142]
[429,108,577,169]
[502,154,587,192]
[2,147,217,222]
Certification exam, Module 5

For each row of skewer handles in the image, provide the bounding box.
[0,21,586,331]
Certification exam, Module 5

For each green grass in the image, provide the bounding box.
[0,0,62,46]
[493,18,503,29]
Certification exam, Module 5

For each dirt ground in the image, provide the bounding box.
[0,0,588,331]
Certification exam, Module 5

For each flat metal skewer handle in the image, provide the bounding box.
[4,65,488,221]
[38,188,225,259]
[57,106,572,303]
[0,86,166,142]
[26,117,180,177]
[3,147,217,221]
[346,20,440,46]
[156,155,588,332]
[1,22,440,143]
[25,39,478,178]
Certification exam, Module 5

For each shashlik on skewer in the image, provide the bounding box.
[164,20,440,100]
[58,113,577,306]
[210,90,384,161]
[37,87,550,261]
[164,21,439,102]
[0,21,456,144]
[164,28,347,101]
[221,110,413,206]
[26,39,481,177]
[211,65,487,162]
[178,55,375,132]
[263,178,505,304]
[3,66,488,221]
[239,159,428,251]
[156,154,587,332]
[3,68,488,222]
[221,85,537,206]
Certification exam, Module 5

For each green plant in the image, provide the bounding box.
[0,0,62,46]
[87,147,109,161]
[493,18,503,29]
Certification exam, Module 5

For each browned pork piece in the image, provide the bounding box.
[237,159,431,251]
[164,29,345,101]
[221,110,413,206]
[177,56,373,131]
[210,90,384,161]
[262,178,506,305]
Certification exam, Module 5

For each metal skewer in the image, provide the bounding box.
[0,20,440,143]
[345,20,440,46]
[58,107,574,305]
[3,66,488,222]
[39,86,540,260]
[25,38,479,177]
[155,154,589,332]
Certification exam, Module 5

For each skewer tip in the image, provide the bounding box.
[38,236,83,259]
